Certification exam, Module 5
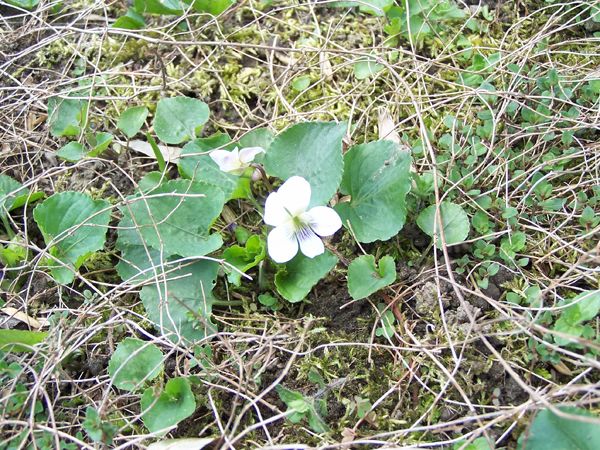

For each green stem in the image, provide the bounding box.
[1,215,15,239]
[212,299,243,307]
[258,260,268,291]
[247,192,264,216]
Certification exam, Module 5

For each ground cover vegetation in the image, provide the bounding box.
[1,0,599,448]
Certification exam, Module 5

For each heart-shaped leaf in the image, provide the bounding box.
[153,96,209,144]
[519,407,600,450]
[140,260,220,343]
[416,201,470,248]
[274,251,338,302]
[34,192,111,284]
[117,106,149,138]
[141,377,196,433]
[57,142,86,162]
[335,140,412,243]
[108,338,164,392]
[47,97,87,137]
[347,254,396,300]
[117,180,225,258]
[264,122,346,207]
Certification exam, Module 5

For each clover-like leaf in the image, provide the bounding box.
[347,254,396,300]
[117,179,225,259]
[153,96,209,144]
[274,251,338,302]
[140,260,220,343]
[519,407,600,450]
[141,377,196,433]
[264,121,346,207]
[416,201,470,248]
[335,140,412,243]
[117,106,149,138]
[222,235,266,286]
[47,97,88,137]
[33,192,111,284]
[108,338,164,392]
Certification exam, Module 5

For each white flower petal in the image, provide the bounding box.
[267,223,298,263]
[210,149,242,173]
[298,227,325,258]
[264,192,290,226]
[305,206,342,237]
[238,146,265,164]
[277,176,311,216]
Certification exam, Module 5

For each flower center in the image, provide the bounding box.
[290,215,312,239]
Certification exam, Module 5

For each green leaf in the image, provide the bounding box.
[354,58,385,79]
[113,8,146,29]
[189,0,234,15]
[553,290,600,345]
[335,140,412,243]
[291,75,311,91]
[146,132,167,173]
[0,329,47,352]
[274,251,338,302]
[141,377,196,433]
[117,106,149,138]
[117,180,225,258]
[264,122,346,207]
[453,437,493,450]
[137,171,166,193]
[33,192,111,284]
[0,175,28,218]
[107,338,164,392]
[276,386,328,433]
[57,142,86,162]
[347,254,396,300]
[416,202,470,248]
[83,407,117,445]
[47,97,87,137]
[332,0,392,16]
[153,96,210,144]
[178,134,250,200]
[134,0,182,15]
[237,127,275,150]
[222,235,266,286]
[5,0,39,10]
[375,306,396,338]
[140,260,220,343]
[519,407,600,450]
[115,244,166,284]
[87,132,114,157]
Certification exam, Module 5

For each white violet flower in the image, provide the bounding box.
[209,146,265,175]
[264,176,342,263]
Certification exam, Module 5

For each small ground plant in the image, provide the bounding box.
[1,0,599,448]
